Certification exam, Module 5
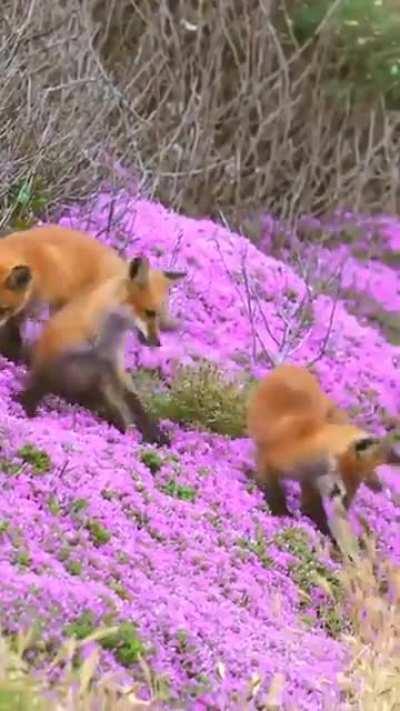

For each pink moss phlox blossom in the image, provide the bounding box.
[0,192,398,707]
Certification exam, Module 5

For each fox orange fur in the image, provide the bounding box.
[18,256,185,445]
[247,364,400,537]
[0,225,184,361]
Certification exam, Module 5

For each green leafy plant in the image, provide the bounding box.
[140,449,164,473]
[161,479,197,502]
[142,362,249,438]
[6,177,49,230]
[291,0,400,108]
[65,611,96,640]
[100,622,146,667]
[275,527,344,636]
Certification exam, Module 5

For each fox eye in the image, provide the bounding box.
[145,309,156,318]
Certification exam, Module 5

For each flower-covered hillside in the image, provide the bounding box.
[0,192,399,709]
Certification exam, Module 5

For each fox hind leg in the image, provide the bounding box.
[300,481,331,536]
[123,387,169,446]
[254,451,290,516]
[97,371,136,433]
[18,370,51,417]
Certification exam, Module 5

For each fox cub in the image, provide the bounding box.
[0,224,183,361]
[18,256,185,445]
[247,364,400,537]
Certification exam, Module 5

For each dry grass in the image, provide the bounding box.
[337,539,400,710]
[0,625,161,710]
[1,0,400,233]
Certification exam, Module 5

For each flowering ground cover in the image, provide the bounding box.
[0,192,398,709]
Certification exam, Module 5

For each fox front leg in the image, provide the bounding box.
[115,357,169,446]
[18,370,51,417]
[0,315,25,363]
[103,363,169,445]
[98,377,136,434]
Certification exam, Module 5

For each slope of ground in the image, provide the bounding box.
[0,192,398,709]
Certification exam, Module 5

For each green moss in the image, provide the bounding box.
[319,606,345,638]
[85,519,111,546]
[372,310,400,346]
[237,529,273,568]
[66,560,82,576]
[161,479,197,502]
[275,528,337,590]
[57,546,70,563]
[176,629,189,652]
[0,520,9,535]
[17,444,51,474]
[14,550,31,569]
[275,527,344,636]
[144,362,249,438]
[0,458,22,476]
[65,611,96,640]
[48,496,61,516]
[140,449,164,473]
[70,498,88,515]
[100,622,146,667]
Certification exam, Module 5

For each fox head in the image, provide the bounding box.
[0,263,32,326]
[124,256,185,347]
[338,434,400,493]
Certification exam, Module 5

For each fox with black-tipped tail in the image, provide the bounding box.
[0,224,184,362]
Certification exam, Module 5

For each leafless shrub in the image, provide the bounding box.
[214,216,343,371]
[1,0,400,233]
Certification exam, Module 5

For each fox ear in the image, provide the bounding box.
[5,265,32,291]
[354,437,380,458]
[163,270,186,282]
[129,256,150,287]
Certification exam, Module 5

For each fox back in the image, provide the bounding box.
[247,364,348,447]
[0,225,125,324]
[247,364,398,490]
[31,256,185,368]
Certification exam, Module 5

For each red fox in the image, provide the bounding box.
[247,364,400,538]
[18,256,185,445]
[0,224,184,361]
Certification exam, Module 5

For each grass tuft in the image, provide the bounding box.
[141,362,249,438]
[338,538,400,709]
